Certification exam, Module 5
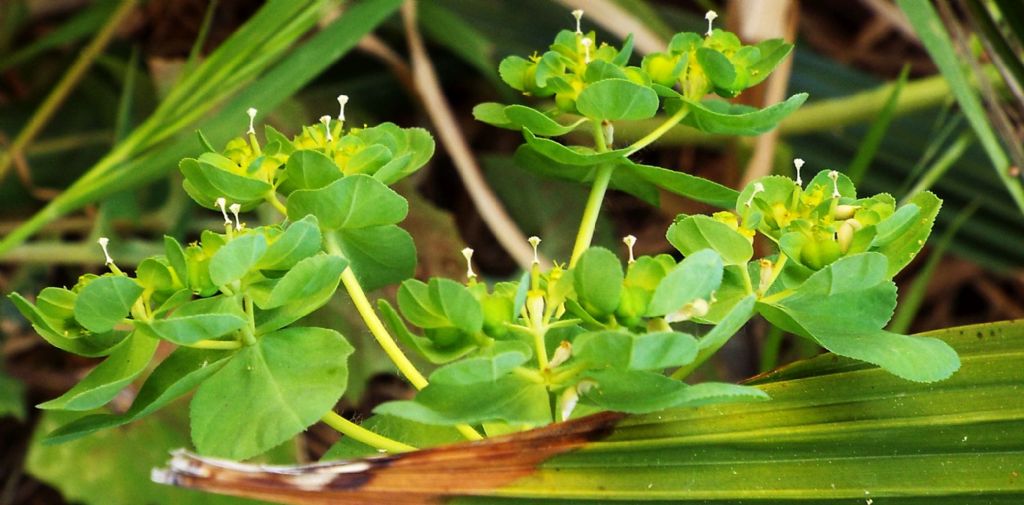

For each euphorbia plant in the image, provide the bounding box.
[10,10,957,468]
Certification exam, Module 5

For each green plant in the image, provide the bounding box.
[9,9,957,471]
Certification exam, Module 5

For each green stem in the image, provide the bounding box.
[241,295,257,346]
[266,191,288,216]
[320,411,416,453]
[568,121,614,268]
[624,107,689,156]
[185,339,242,350]
[323,234,483,442]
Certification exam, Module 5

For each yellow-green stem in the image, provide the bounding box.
[321,411,416,453]
[339,267,428,389]
[324,235,483,442]
[624,107,689,156]
[568,121,614,268]
[186,339,242,350]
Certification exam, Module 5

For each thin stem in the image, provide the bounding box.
[185,339,242,350]
[324,235,484,442]
[266,191,288,216]
[624,107,689,156]
[321,411,416,453]
[568,121,614,268]
[241,295,257,346]
[339,266,428,389]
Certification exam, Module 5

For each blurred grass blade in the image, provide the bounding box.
[179,0,221,84]
[847,64,909,184]
[0,0,403,257]
[993,0,1024,45]
[889,201,978,334]
[0,0,137,185]
[964,0,1024,106]
[898,0,1024,213]
[156,319,1024,503]
[903,131,973,202]
[0,2,116,73]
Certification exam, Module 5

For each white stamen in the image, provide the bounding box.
[548,341,572,368]
[228,203,242,231]
[705,10,718,37]
[215,197,231,227]
[337,94,349,121]
[623,235,637,264]
[559,387,579,422]
[461,247,476,280]
[572,9,584,35]
[528,236,541,264]
[745,182,765,207]
[320,115,333,142]
[581,37,592,64]
[246,107,257,135]
[97,237,113,265]
[828,170,841,198]
[793,158,805,186]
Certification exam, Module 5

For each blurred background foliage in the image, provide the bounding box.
[0,0,1022,503]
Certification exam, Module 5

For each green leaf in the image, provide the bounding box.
[763,253,959,382]
[164,236,189,286]
[333,225,416,291]
[625,160,738,209]
[358,123,435,184]
[257,215,322,271]
[190,327,353,459]
[287,175,408,230]
[580,369,766,414]
[283,150,341,191]
[0,369,25,421]
[261,254,346,309]
[504,105,582,137]
[573,247,624,318]
[748,39,793,87]
[429,342,532,385]
[379,300,476,364]
[682,93,808,136]
[179,154,272,209]
[574,330,698,370]
[696,47,736,90]
[397,278,483,334]
[472,102,513,129]
[208,234,267,287]
[575,79,659,121]
[583,60,629,82]
[872,191,941,277]
[667,215,753,266]
[646,249,723,317]
[374,375,550,426]
[38,332,159,411]
[9,293,128,357]
[29,409,277,505]
[498,55,531,91]
[73,275,143,334]
[139,296,245,346]
[513,145,659,205]
[522,129,630,166]
[431,278,484,334]
[254,273,340,336]
[44,348,234,444]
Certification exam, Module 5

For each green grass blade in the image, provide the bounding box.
[846,64,909,184]
[484,320,1024,502]
[0,2,115,73]
[898,0,1024,213]
[0,0,402,258]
